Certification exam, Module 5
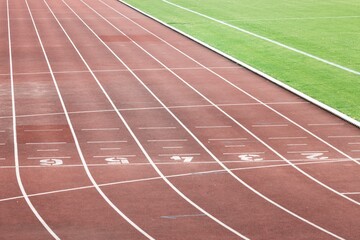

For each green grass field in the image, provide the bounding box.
[122,0,360,121]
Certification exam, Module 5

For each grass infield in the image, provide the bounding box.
[122,0,360,121]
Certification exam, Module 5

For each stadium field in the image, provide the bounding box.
[121,0,360,121]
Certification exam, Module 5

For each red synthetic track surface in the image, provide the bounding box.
[1,0,359,239]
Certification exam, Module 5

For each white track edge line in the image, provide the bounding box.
[11,1,60,239]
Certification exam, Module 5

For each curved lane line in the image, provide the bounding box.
[8,0,60,239]
[30,1,154,239]
[70,0,345,238]
[98,0,360,204]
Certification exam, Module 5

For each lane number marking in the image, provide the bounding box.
[105,157,130,165]
[301,152,329,160]
[170,156,193,163]
[39,158,63,166]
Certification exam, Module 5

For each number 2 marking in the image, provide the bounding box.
[105,157,129,165]
[301,152,328,160]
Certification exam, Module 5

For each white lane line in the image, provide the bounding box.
[138,126,176,130]
[0,66,241,77]
[12,1,60,239]
[223,152,264,155]
[307,123,344,126]
[162,146,183,149]
[252,124,288,127]
[27,156,71,160]
[147,139,187,142]
[161,0,360,76]
[0,101,308,120]
[0,143,5,146]
[287,151,329,154]
[100,147,121,150]
[87,140,127,144]
[158,153,200,157]
[36,149,60,152]
[209,138,247,141]
[81,128,120,131]
[195,125,232,129]
[287,144,308,146]
[269,137,307,140]
[93,155,136,158]
[67,1,248,238]
[351,150,360,153]
[39,1,154,239]
[349,142,360,145]
[26,142,67,145]
[225,145,245,148]
[342,192,360,195]
[24,129,63,132]
[0,130,6,133]
[328,135,360,138]
[0,158,5,160]
[161,213,206,219]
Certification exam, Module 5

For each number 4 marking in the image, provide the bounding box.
[105,157,129,165]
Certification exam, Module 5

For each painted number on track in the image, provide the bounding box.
[170,156,193,163]
[105,157,130,165]
[40,159,63,166]
[301,152,328,160]
[238,154,264,162]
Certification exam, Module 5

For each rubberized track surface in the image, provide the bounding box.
[1,0,359,239]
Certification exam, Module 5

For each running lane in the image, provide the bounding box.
[1,1,51,238]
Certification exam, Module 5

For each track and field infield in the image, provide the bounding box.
[1,0,360,239]
[122,0,360,121]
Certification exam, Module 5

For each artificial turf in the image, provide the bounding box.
[121,0,360,121]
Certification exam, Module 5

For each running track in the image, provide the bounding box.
[1,0,359,239]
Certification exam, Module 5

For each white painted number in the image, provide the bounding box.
[301,153,328,160]
[39,158,63,166]
[170,156,193,163]
[105,157,129,165]
[238,154,263,162]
